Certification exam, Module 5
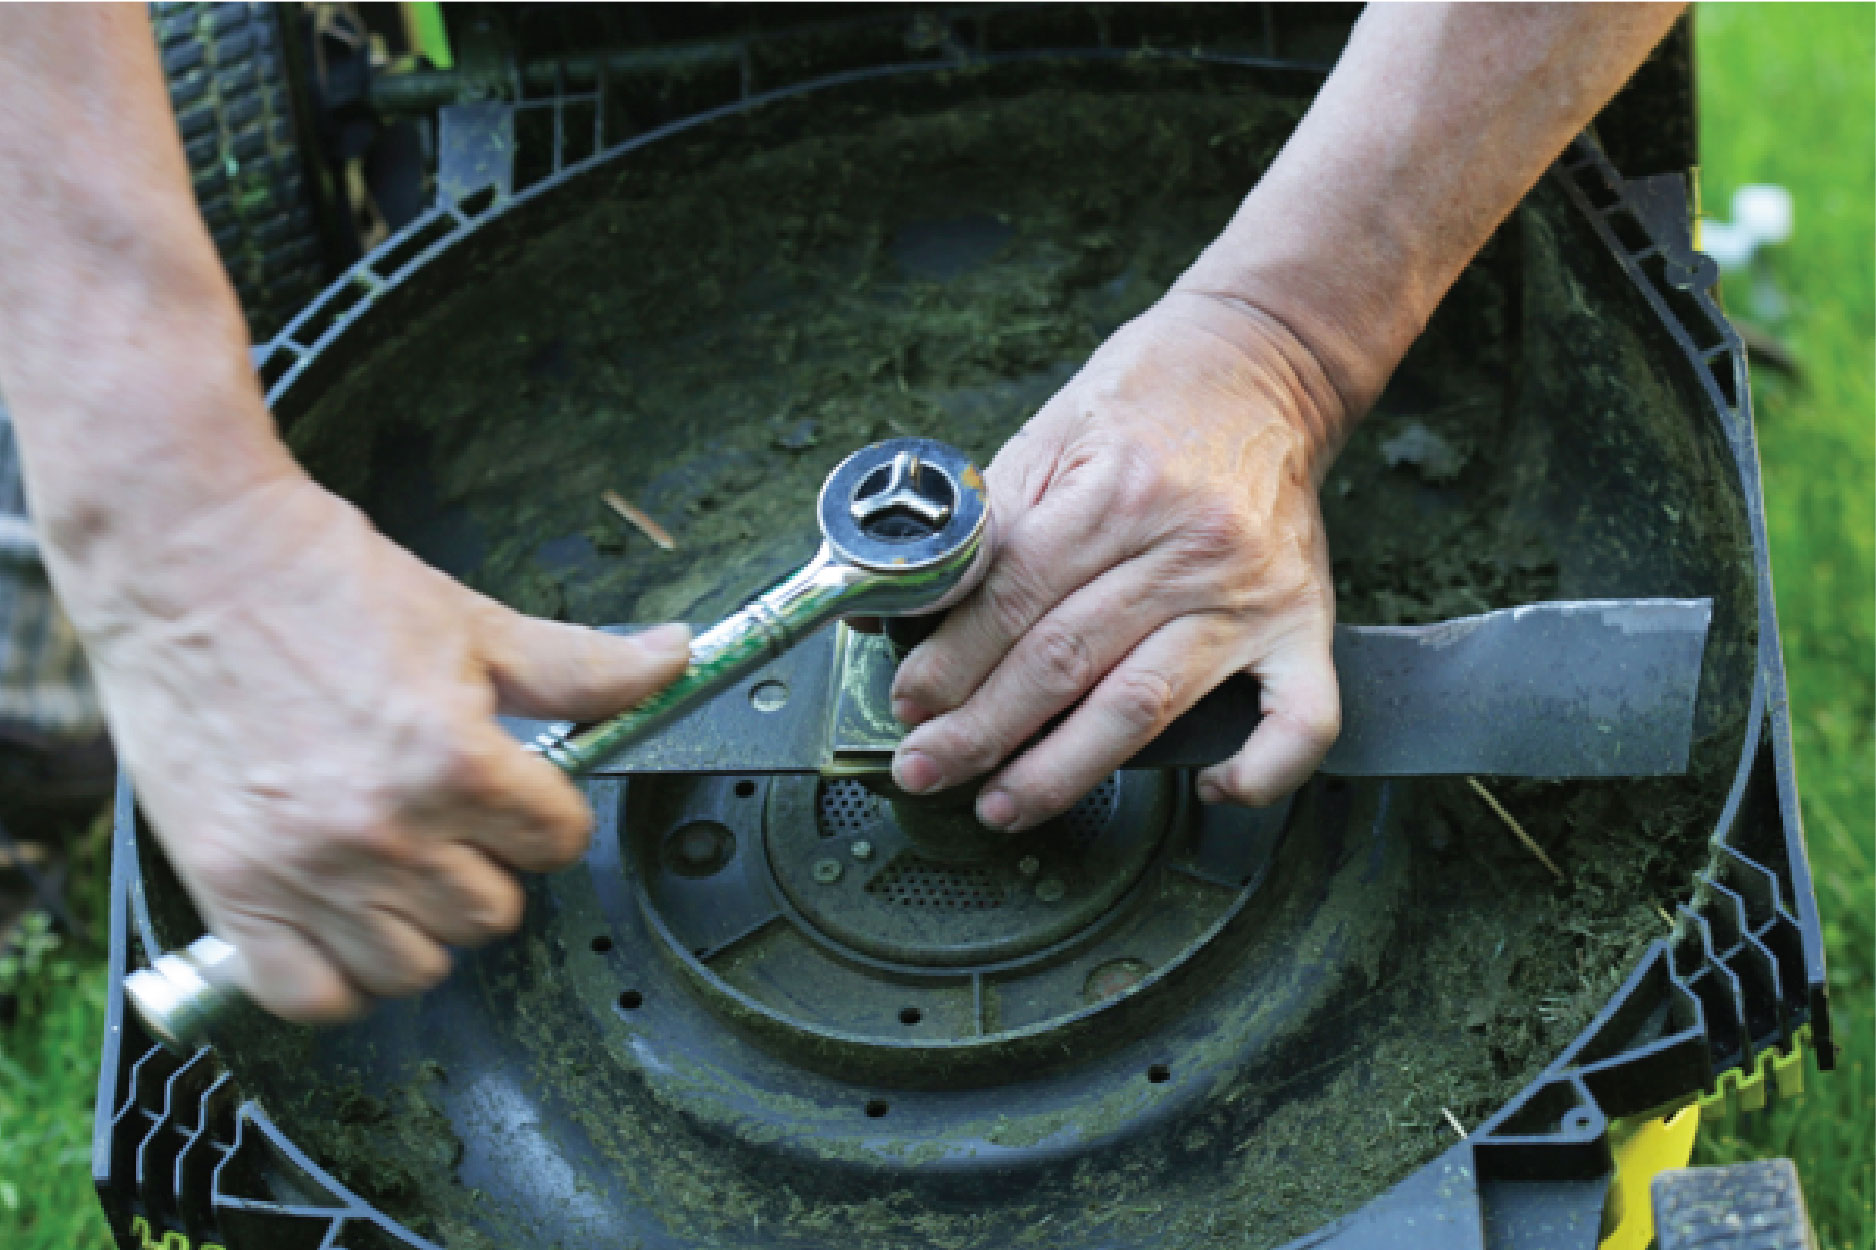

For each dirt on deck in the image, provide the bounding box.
[255,67,1745,1249]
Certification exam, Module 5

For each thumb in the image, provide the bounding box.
[477,607,692,721]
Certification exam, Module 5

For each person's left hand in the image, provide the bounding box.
[887,289,1351,830]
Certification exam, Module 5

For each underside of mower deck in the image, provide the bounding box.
[98,10,1829,1250]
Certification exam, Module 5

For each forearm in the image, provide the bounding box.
[1177,1,1684,458]
[0,6,298,630]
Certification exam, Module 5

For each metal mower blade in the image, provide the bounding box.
[509,597,1712,781]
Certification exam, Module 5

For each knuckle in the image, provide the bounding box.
[1215,763,1271,808]
[1029,621,1096,697]
[1176,502,1257,565]
[978,561,1042,641]
[541,804,596,865]
[433,733,505,798]
[1232,779,1277,809]
[473,876,526,938]
[248,961,359,1024]
[1106,667,1179,737]
[894,650,962,710]
[264,789,394,868]
[375,943,451,998]
[1298,700,1343,751]
[324,807,412,864]
[412,943,454,992]
[929,714,1008,779]
[192,851,265,909]
[1101,439,1168,516]
[1024,774,1081,820]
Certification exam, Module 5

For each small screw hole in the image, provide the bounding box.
[735,779,756,798]
[591,935,614,953]
[865,1099,890,1118]
[898,1006,923,1026]
[1147,1063,1171,1084]
[619,990,643,1010]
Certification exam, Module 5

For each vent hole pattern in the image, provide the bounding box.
[818,778,879,838]
[866,854,1005,909]
[1060,776,1119,850]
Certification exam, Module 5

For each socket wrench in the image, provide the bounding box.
[125,437,988,1053]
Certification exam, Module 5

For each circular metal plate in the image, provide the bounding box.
[765,773,1173,967]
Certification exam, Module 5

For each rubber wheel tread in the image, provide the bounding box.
[149,1,323,340]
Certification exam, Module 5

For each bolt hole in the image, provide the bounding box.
[898,1006,923,1026]
[590,935,613,953]
[1147,1063,1171,1084]
[865,1099,890,1119]
[735,779,756,798]
[618,990,643,1010]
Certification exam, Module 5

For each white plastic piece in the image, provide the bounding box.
[1702,184,1794,272]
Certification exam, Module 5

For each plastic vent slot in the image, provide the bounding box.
[1061,776,1119,850]
[818,778,878,837]
[866,855,1006,910]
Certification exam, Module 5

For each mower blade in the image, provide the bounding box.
[516,597,1712,780]
[1139,598,1713,778]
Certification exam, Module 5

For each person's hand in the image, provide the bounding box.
[91,473,689,1022]
[887,290,1348,830]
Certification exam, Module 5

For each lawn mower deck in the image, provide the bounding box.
[95,20,1829,1250]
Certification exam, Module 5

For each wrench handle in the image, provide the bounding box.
[530,546,867,775]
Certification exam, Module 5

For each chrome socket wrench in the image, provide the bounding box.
[531,437,987,773]
[126,437,988,1053]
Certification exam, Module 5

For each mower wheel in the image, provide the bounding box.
[149,1,326,340]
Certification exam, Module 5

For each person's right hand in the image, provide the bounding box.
[89,472,690,1023]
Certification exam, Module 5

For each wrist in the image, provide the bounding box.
[1170,205,1438,437]
[45,461,320,653]
[1150,285,1358,483]
[8,328,306,639]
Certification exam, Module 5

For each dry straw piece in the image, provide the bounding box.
[602,490,678,551]
[1466,777,1567,884]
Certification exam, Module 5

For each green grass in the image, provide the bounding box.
[0,812,113,1249]
[1,9,1871,1249]
[1691,7,1876,1249]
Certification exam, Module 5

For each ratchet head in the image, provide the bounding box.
[817,437,988,616]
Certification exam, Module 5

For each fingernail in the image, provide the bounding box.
[1195,780,1224,805]
[894,749,941,794]
[638,621,692,660]
[977,789,1018,830]
[891,697,930,727]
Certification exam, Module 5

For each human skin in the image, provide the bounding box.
[0,5,691,1023]
[890,2,1686,831]
[0,4,1682,1020]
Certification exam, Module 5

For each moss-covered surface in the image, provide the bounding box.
[243,64,1750,1249]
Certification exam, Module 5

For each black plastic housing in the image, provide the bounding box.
[93,12,1823,1250]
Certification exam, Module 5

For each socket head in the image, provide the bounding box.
[819,438,987,577]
